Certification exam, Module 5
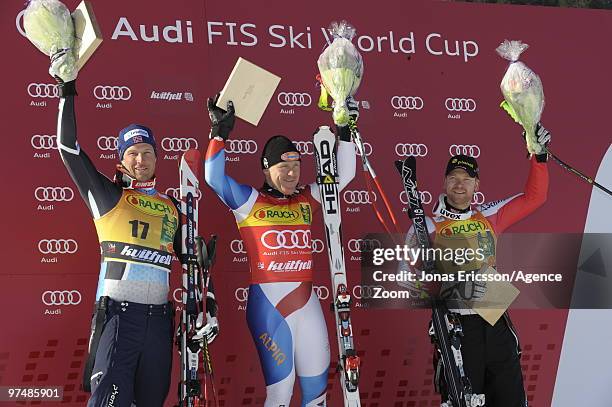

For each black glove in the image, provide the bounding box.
[523,122,551,163]
[335,96,359,142]
[58,80,77,98]
[207,94,235,140]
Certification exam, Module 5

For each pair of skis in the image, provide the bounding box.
[314,126,362,406]
[176,150,218,407]
[395,157,484,407]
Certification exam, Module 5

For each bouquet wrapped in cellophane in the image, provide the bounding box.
[496,40,545,155]
[317,21,363,126]
[23,0,77,82]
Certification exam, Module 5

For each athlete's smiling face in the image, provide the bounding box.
[444,168,479,210]
[121,143,157,181]
[264,160,301,196]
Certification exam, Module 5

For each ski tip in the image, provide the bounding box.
[394,160,403,172]
[180,149,203,174]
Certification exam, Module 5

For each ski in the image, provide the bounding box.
[313,126,361,407]
[177,149,217,407]
[395,157,484,407]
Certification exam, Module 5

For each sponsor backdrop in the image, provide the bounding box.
[1,0,611,406]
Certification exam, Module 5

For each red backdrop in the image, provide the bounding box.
[1,0,610,406]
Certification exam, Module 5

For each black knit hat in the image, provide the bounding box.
[261,135,301,169]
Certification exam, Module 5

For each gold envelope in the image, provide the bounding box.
[217,58,281,126]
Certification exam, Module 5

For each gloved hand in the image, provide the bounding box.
[193,296,219,344]
[523,122,551,163]
[194,312,219,344]
[50,48,77,84]
[336,96,359,142]
[207,94,235,141]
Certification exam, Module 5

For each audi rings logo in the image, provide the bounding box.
[348,238,382,253]
[448,144,481,158]
[356,142,373,157]
[395,143,428,157]
[399,190,432,205]
[163,187,201,202]
[35,186,74,202]
[445,98,476,112]
[38,239,78,254]
[261,230,311,250]
[96,136,118,151]
[294,141,314,155]
[165,188,180,200]
[173,288,184,303]
[343,190,377,205]
[235,287,250,302]
[161,138,198,152]
[31,135,58,150]
[28,83,59,98]
[277,92,312,107]
[391,96,424,110]
[42,290,82,306]
[226,139,258,154]
[313,285,329,300]
[311,238,325,254]
[472,192,485,205]
[93,85,132,101]
[230,239,247,254]
[353,285,383,300]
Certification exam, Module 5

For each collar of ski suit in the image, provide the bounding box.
[433,194,473,221]
[115,167,157,195]
[260,182,304,199]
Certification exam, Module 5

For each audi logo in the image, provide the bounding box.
[235,287,250,302]
[261,230,311,250]
[173,288,183,303]
[353,285,383,300]
[230,239,246,254]
[35,186,74,202]
[277,92,312,107]
[448,144,481,158]
[399,190,432,205]
[313,285,329,300]
[226,139,258,154]
[165,188,180,200]
[347,238,382,253]
[343,190,377,205]
[311,239,325,254]
[356,142,373,157]
[294,141,314,155]
[31,134,58,150]
[391,96,424,110]
[38,239,78,254]
[93,85,132,101]
[28,83,59,98]
[97,136,118,151]
[161,137,198,152]
[163,187,201,201]
[41,290,82,306]
[445,98,476,112]
[395,143,428,157]
[472,192,485,205]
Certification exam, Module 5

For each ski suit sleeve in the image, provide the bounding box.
[478,157,549,234]
[204,137,255,210]
[308,139,356,203]
[57,95,121,219]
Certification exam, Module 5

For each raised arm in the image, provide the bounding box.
[57,81,121,219]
